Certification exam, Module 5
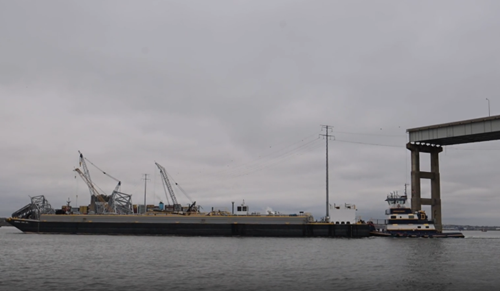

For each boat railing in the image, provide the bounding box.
[370,219,388,225]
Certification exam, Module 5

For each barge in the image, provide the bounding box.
[7,196,370,238]
[7,151,371,238]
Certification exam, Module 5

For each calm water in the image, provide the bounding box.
[1,227,499,291]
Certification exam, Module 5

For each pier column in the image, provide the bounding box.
[410,146,421,212]
[430,150,442,232]
[406,143,443,232]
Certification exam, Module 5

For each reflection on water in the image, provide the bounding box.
[1,228,499,291]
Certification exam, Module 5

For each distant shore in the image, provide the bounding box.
[0,218,10,227]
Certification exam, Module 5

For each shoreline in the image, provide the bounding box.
[0,218,10,227]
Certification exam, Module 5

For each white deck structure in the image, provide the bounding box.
[328,203,357,224]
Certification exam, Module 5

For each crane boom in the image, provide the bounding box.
[113,181,121,193]
[155,162,181,211]
[74,168,101,198]
[75,151,115,214]
[78,151,97,197]
[80,151,121,193]
[74,168,112,214]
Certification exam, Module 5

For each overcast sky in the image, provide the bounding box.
[1,0,500,226]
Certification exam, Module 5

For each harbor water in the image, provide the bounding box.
[1,227,499,291]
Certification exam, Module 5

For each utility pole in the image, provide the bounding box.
[320,125,334,220]
[143,174,150,214]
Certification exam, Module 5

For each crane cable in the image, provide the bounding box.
[165,170,194,203]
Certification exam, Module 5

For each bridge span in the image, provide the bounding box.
[407,115,500,231]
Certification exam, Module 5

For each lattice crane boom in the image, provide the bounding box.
[155,162,180,209]
[74,168,113,214]
[75,151,114,214]
[77,151,100,198]
[78,151,98,197]
[74,168,101,198]
[80,150,121,193]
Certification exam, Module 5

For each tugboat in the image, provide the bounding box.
[368,190,464,238]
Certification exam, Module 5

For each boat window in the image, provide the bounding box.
[242,206,248,211]
[418,226,421,228]
[409,215,414,219]
[390,216,396,219]
[425,226,429,229]
[237,206,242,211]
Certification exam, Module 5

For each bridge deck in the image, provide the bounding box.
[408,115,500,146]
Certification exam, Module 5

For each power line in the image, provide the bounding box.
[216,135,321,176]
[332,139,403,148]
[228,140,322,178]
[332,130,406,138]
[218,135,404,179]
[231,138,321,174]
[218,131,405,178]
[228,139,323,178]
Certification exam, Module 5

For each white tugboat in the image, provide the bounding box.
[368,190,464,238]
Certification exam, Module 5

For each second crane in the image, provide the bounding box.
[155,162,182,213]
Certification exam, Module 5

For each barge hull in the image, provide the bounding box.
[7,218,370,238]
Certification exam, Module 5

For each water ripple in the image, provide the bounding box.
[1,228,499,291]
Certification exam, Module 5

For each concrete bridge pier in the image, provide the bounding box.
[407,143,443,232]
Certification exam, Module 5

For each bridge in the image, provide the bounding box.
[407,115,500,231]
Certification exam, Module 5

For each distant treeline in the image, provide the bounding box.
[443,224,500,230]
[0,218,9,227]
